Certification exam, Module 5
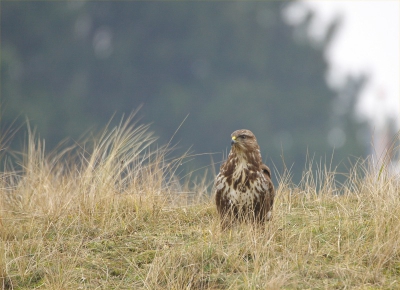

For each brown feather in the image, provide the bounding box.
[215,129,275,228]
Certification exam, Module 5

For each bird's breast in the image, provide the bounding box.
[224,170,262,207]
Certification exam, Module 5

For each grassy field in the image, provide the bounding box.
[1,117,399,289]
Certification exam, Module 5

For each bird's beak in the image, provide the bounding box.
[231,136,237,146]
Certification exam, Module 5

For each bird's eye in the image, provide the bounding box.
[240,135,246,139]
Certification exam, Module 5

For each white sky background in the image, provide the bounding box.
[284,1,400,132]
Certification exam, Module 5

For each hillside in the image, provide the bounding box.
[1,119,399,289]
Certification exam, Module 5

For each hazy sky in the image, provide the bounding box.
[286,1,400,131]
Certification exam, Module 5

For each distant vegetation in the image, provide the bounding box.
[1,1,367,182]
[1,118,399,289]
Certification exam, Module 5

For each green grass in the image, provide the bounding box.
[1,116,399,289]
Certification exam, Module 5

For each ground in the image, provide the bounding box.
[1,121,399,289]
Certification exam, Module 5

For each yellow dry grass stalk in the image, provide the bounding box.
[1,117,399,289]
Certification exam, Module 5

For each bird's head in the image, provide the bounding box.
[230,129,260,154]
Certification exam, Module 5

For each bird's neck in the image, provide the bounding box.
[231,148,262,170]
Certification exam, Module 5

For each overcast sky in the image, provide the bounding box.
[285,1,400,132]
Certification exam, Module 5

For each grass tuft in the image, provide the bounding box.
[1,117,400,289]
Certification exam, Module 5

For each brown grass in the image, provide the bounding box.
[1,116,399,289]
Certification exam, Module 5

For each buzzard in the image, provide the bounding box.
[215,129,275,227]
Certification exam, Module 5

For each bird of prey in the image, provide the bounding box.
[215,129,275,228]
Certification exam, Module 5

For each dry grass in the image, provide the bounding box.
[1,116,400,289]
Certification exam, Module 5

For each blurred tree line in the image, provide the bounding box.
[1,1,364,183]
